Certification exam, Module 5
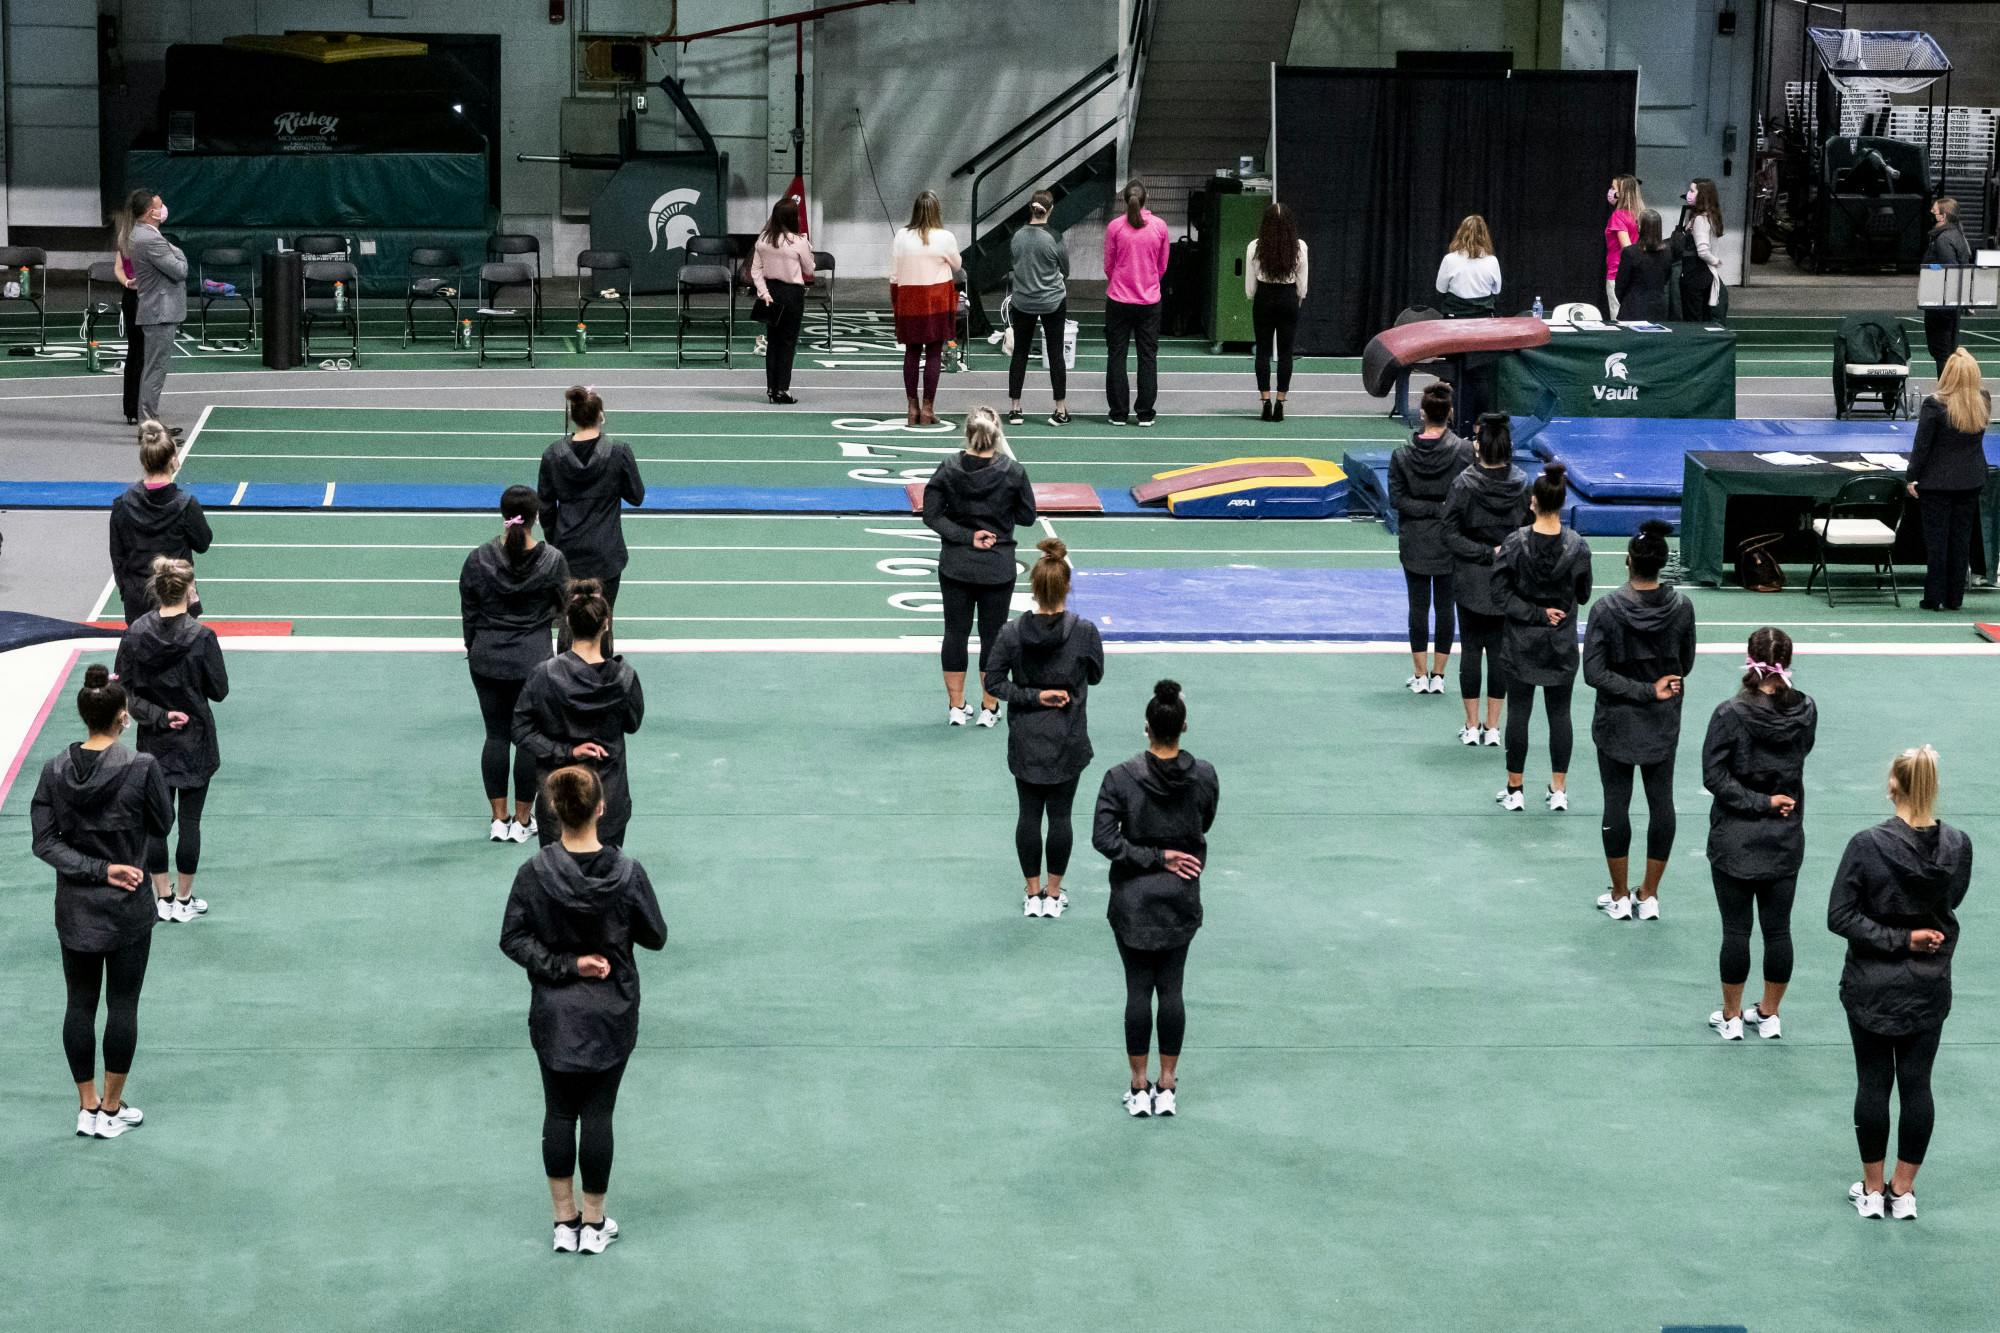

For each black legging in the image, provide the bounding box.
[938,575,1012,674]
[1007,303,1067,402]
[1117,939,1190,1057]
[144,783,209,876]
[1014,775,1080,878]
[1504,677,1575,775]
[1404,571,1455,656]
[1597,753,1676,861]
[1252,283,1300,394]
[122,286,145,421]
[1923,308,1961,375]
[1458,608,1507,702]
[61,935,152,1082]
[763,280,805,395]
[539,1058,628,1194]
[902,342,944,402]
[557,575,621,657]
[1850,1019,1942,1165]
[471,669,536,805]
[1713,870,1796,986]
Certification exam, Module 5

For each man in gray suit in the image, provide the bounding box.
[128,193,187,430]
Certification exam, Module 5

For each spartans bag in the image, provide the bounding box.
[1736,532,1785,593]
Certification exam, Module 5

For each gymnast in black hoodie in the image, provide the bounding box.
[107,420,210,626]
[537,386,645,655]
[1491,462,1593,812]
[513,579,646,849]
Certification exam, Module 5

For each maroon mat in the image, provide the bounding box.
[1362,315,1550,397]
[1130,461,1317,506]
[904,481,1103,514]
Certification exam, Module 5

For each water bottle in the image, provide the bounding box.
[459,318,471,349]
[334,280,347,314]
[576,322,588,352]
[1532,294,1545,320]
[18,266,31,300]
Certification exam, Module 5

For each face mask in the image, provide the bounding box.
[1607,188,1618,205]
[1685,189,1698,205]
[156,204,169,223]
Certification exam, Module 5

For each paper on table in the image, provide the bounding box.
[1833,460,1882,471]
[1861,453,1909,470]
[1755,451,1827,466]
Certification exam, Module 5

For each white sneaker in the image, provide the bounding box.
[553,1219,581,1253]
[1427,674,1447,694]
[579,1217,619,1254]
[1746,1005,1783,1040]
[1406,674,1428,695]
[976,705,999,728]
[1636,896,1660,921]
[1603,895,1634,920]
[508,818,536,844]
[1890,1189,1917,1220]
[1459,725,1480,746]
[489,818,510,843]
[1023,894,1044,918]
[91,1109,130,1139]
[170,897,196,924]
[1595,891,1614,910]
[1545,787,1569,812]
[1708,1010,1744,1040]
[76,1108,97,1137]
[157,897,174,922]
[1480,727,1502,747]
[183,896,208,916]
[104,1104,142,1128]
[1123,1085,1152,1118]
[947,706,970,727]
[1850,1183,1886,1219]
[1152,1086,1177,1116]
[1044,891,1067,919]
[1496,788,1525,811]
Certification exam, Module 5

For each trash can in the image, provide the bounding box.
[261,250,303,369]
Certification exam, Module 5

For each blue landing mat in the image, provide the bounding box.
[0,611,122,653]
[1072,566,1416,641]
[1529,418,1953,502]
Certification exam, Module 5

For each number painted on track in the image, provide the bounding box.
[847,467,938,485]
[876,557,939,577]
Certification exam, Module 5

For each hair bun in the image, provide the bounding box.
[1152,678,1182,702]
[83,663,111,688]
[569,576,604,600]
[1638,519,1672,539]
[1037,537,1067,562]
[1543,461,1568,479]
[565,385,588,404]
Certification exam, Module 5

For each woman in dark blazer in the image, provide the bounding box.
[1612,209,1672,321]
[1906,347,1991,611]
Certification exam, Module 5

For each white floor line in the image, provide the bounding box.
[196,425,1395,445]
[197,577,935,587]
[0,644,83,812]
[229,481,248,505]
[187,452,1229,467]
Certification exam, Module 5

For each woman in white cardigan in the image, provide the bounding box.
[1435,214,1502,318]
[1678,178,1725,320]
[1244,202,1309,421]
[889,190,963,425]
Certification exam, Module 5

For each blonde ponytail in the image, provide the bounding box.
[1890,745,1940,823]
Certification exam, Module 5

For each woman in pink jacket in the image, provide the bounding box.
[1102,181,1171,426]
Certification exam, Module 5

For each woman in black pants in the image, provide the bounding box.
[513,579,645,850]
[1583,521,1694,921]
[1390,381,1473,699]
[501,765,667,1254]
[30,664,173,1140]
[1702,627,1816,1040]
[1442,413,1530,748]
[1921,198,1972,375]
[1492,463,1592,812]
[1005,190,1071,427]
[538,386,644,655]
[982,538,1104,919]
[750,196,815,404]
[1094,680,1219,1119]
[922,407,1036,728]
[1829,744,1971,1221]
[1245,202,1308,421]
[461,485,570,843]
[1907,348,1989,612]
[116,556,228,923]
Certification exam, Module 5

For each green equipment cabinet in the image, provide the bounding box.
[1200,189,1268,350]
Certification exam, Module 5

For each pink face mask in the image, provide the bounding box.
[1606,188,1618,205]
[1685,188,1698,205]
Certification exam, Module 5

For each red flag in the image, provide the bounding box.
[786,176,809,236]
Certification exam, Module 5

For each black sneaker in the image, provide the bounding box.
[1108,415,1129,427]
[769,391,798,405]
[1047,410,1072,427]
[1007,408,1025,426]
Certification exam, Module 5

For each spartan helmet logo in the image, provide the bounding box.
[647,188,703,253]
[1603,352,1630,381]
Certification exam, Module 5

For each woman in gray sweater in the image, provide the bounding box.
[1006,190,1072,426]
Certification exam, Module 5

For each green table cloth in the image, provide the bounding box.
[1499,324,1736,419]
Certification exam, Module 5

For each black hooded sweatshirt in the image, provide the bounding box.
[922,451,1038,586]
[108,481,212,614]
[1440,462,1529,617]
[115,610,230,787]
[1582,584,1696,764]
[31,742,174,952]
[1493,525,1594,686]
[1703,689,1818,880]
[1829,818,1972,1035]
[458,538,572,679]
[1093,750,1220,951]
[981,610,1105,784]
[536,435,646,580]
[501,843,668,1072]
[1389,430,1476,576]
[512,652,646,840]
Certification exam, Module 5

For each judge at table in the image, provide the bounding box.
[1906,347,1991,612]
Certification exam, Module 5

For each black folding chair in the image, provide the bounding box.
[0,245,49,351]
[676,242,734,366]
[302,259,362,363]
[487,234,543,331]
[807,249,836,350]
[1805,474,1905,608]
[197,247,257,346]
[477,261,536,365]
[403,247,464,345]
[576,249,632,348]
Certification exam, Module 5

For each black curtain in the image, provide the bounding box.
[1275,68,1639,355]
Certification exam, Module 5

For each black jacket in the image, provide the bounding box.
[1493,526,1593,686]
[537,435,646,579]
[922,451,1037,586]
[1389,430,1476,576]
[1614,246,1672,321]
[108,482,212,614]
[1908,394,1991,493]
[115,610,229,786]
[1440,463,1530,617]
[30,743,173,952]
[1094,750,1220,951]
[1829,818,1972,1035]
[1924,220,1973,268]
[459,539,572,679]
[500,844,667,1072]
[1703,689,1817,880]
[981,611,1105,784]
[512,653,646,842]
[1582,584,1696,764]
